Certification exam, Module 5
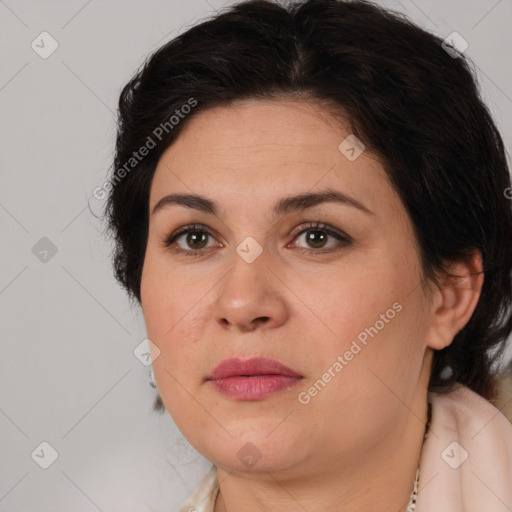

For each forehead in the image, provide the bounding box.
[157,99,351,168]
[149,99,396,217]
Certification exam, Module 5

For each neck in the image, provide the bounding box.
[214,394,429,512]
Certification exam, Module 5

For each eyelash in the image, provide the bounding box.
[162,222,352,258]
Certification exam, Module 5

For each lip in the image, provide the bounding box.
[206,357,303,400]
[207,357,302,380]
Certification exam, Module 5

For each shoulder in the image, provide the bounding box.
[416,384,512,511]
[494,372,512,424]
[177,465,219,512]
[429,383,512,439]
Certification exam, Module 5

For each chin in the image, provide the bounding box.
[206,431,304,474]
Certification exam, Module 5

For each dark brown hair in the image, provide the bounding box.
[103,0,512,410]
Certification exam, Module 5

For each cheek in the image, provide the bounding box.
[140,267,168,339]
[142,272,209,424]
[141,257,213,381]
[308,260,414,342]
[141,253,204,338]
[300,252,426,389]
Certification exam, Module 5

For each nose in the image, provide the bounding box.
[211,247,288,333]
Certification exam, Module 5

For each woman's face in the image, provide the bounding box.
[141,99,435,476]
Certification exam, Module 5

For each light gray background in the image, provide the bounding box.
[0,0,511,511]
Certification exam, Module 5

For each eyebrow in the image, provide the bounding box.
[151,188,375,218]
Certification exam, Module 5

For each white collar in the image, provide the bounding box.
[178,384,512,512]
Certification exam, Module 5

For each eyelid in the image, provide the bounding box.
[288,222,352,251]
[164,223,213,244]
[162,221,352,254]
[289,221,349,241]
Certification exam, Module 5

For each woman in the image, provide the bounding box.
[103,0,512,510]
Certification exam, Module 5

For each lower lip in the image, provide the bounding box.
[208,375,302,400]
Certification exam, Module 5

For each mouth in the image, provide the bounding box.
[206,357,303,400]
[207,356,303,380]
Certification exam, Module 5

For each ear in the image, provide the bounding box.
[425,249,484,351]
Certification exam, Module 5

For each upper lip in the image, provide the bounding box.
[207,357,303,380]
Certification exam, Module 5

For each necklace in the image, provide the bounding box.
[406,401,432,511]
[406,467,420,511]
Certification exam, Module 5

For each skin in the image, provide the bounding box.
[140,98,483,512]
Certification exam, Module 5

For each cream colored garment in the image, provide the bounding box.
[178,384,512,512]
[416,384,512,511]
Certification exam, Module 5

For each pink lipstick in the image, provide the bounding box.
[206,357,303,400]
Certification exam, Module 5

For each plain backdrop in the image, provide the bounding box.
[0,0,511,511]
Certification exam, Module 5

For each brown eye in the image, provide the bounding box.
[304,229,328,249]
[164,224,218,254]
[184,231,209,250]
[291,222,351,252]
